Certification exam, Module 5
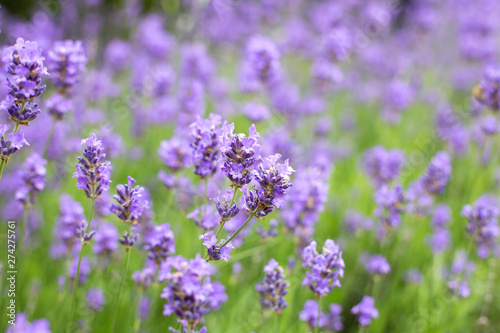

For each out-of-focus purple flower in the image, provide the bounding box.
[447,279,471,298]
[5,313,51,333]
[215,190,240,222]
[361,254,391,275]
[374,184,406,228]
[47,40,86,92]
[86,288,105,311]
[144,223,176,265]
[139,295,151,320]
[406,179,434,216]
[403,269,423,284]
[381,81,415,123]
[473,66,500,111]
[51,194,86,258]
[187,205,219,231]
[181,43,215,84]
[301,239,345,296]
[133,266,156,289]
[189,114,228,178]
[178,79,205,120]
[104,39,130,72]
[15,153,46,207]
[462,195,500,258]
[351,296,379,326]
[244,154,294,217]
[221,124,260,187]
[299,300,327,328]
[255,258,289,313]
[422,151,452,195]
[200,231,234,262]
[243,103,270,122]
[362,146,405,187]
[241,35,281,90]
[320,27,352,62]
[69,255,91,285]
[343,211,373,235]
[325,304,343,331]
[136,14,175,60]
[446,250,475,297]
[93,223,119,256]
[159,255,227,330]
[256,218,279,239]
[432,204,451,229]
[111,176,149,224]
[73,133,112,199]
[158,137,192,173]
[427,229,451,254]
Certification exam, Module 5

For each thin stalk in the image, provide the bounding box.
[43,119,57,159]
[202,177,208,217]
[315,295,322,333]
[133,289,144,333]
[69,189,96,328]
[220,212,256,248]
[214,186,240,240]
[0,122,21,181]
[111,224,133,332]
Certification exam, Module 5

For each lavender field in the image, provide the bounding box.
[0,0,499,332]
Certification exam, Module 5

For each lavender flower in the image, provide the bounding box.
[73,133,112,199]
[2,38,48,124]
[243,154,295,217]
[215,191,240,223]
[86,288,105,312]
[200,231,234,262]
[189,114,228,178]
[0,124,30,163]
[119,231,138,250]
[361,254,391,275]
[343,211,373,235]
[69,256,91,285]
[299,300,327,328]
[111,176,149,224]
[255,259,289,313]
[159,255,227,330]
[422,151,452,195]
[47,40,86,92]
[221,124,261,187]
[427,229,451,254]
[133,267,156,289]
[242,35,281,88]
[187,205,219,231]
[462,195,500,258]
[5,313,51,333]
[325,304,343,331]
[301,239,345,296]
[374,184,406,228]
[158,137,192,173]
[446,250,475,298]
[144,223,176,265]
[92,223,119,256]
[362,146,404,187]
[15,153,46,207]
[351,296,379,326]
[473,66,500,111]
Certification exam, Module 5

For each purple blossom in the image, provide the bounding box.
[181,43,215,84]
[144,223,176,265]
[86,288,105,311]
[158,137,192,173]
[69,255,91,285]
[427,229,451,254]
[422,151,452,195]
[403,269,423,284]
[361,254,391,275]
[47,40,86,91]
[351,296,379,326]
[189,114,228,178]
[462,195,500,258]
[73,133,112,199]
[159,255,227,330]
[92,223,119,256]
[473,66,500,111]
[243,103,270,122]
[301,239,345,296]
[374,184,407,228]
[343,211,374,235]
[104,39,131,72]
[133,266,156,289]
[325,304,343,331]
[432,204,451,229]
[215,191,240,222]
[362,146,405,187]
[199,231,234,262]
[221,124,261,187]
[299,300,327,328]
[241,35,281,89]
[255,259,289,313]
[0,125,30,162]
[187,205,219,231]
[15,153,46,207]
[5,313,51,333]
[111,176,149,224]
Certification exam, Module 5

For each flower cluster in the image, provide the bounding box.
[92,223,119,257]
[351,296,379,326]
[255,259,290,313]
[200,231,234,262]
[159,255,227,331]
[158,137,192,173]
[74,134,112,199]
[5,313,51,333]
[189,114,228,178]
[143,223,176,265]
[111,176,149,224]
[361,254,391,275]
[241,35,281,90]
[473,66,500,111]
[362,146,405,187]
[220,124,260,187]
[243,154,294,217]
[462,195,500,258]
[374,184,407,228]
[427,204,451,254]
[15,153,47,207]
[215,191,240,223]
[301,239,345,296]
[422,151,452,195]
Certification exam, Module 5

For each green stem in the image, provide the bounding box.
[315,295,322,333]
[111,224,133,332]
[220,212,256,248]
[133,289,144,333]
[69,192,96,329]
[43,119,57,159]
[214,187,240,240]
[0,122,21,181]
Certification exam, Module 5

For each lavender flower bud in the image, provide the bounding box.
[143,223,176,265]
[199,231,234,262]
[0,124,30,162]
[215,191,240,222]
[351,296,379,326]
[15,153,47,207]
[422,151,452,195]
[255,259,289,313]
[111,176,149,224]
[119,231,138,251]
